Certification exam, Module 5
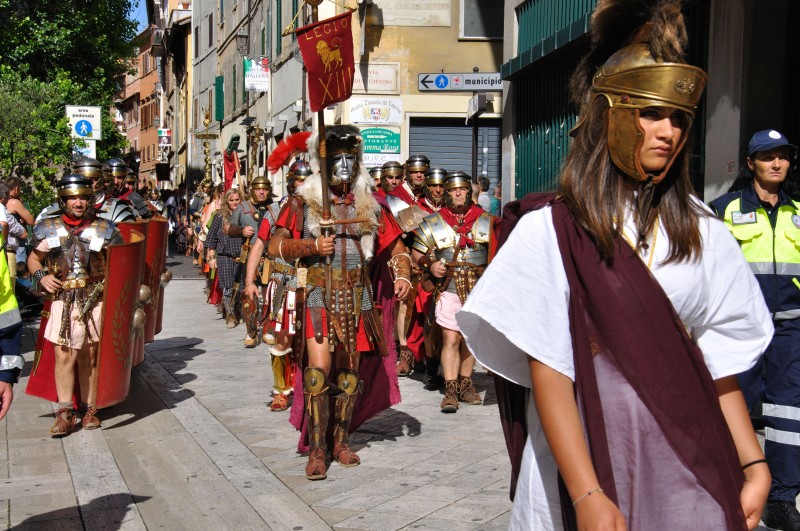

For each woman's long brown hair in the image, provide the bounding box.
[559,96,705,263]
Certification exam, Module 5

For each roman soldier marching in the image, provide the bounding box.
[224,174,280,348]
[268,125,411,480]
[243,131,313,412]
[411,171,493,412]
[27,174,125,436]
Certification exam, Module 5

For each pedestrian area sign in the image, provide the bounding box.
[418,72,502,92]
[66,106,103,140]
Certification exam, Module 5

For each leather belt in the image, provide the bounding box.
[272,261,296,275]
[61,275,103,291]
[306,266,363,288]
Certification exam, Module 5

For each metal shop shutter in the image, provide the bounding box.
[409,117,502,188]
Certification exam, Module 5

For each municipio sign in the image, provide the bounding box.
[418,72,502,92]
[66,105,103,140]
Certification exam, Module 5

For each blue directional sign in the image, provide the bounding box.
[418,72,503,92]
[75,120,93,137]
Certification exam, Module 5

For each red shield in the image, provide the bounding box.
[25,228,146,408]
[94,229,146,407]
[25,300,58,402]
[118,221,150,366]
[144,219,168,343]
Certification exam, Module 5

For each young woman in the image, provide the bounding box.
[457,1,772,529]
[205,188,243,327]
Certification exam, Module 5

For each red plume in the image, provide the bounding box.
[267,131,312,174]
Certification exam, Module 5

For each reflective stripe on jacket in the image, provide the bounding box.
[710,184,800,319]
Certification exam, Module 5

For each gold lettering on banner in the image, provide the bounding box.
[317,66,353,106]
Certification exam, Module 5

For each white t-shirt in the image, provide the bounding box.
[457,203,773,530]
[0,203,9,224]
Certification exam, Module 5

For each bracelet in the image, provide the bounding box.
[741,459,768,471]
[32,269,47,287]
[314,236,320,253]
[572,488,604,506]
[278,239,285,262]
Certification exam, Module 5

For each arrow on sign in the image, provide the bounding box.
[419,75,433,89]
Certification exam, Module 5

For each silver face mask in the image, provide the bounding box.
[330,154,356,186]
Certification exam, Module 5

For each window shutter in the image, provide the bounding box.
[214,76,224,121]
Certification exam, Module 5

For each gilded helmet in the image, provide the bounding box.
[369,166,382,182]
[249,174,276,201]
[56,174,94,218]
[73,156,105,193]
[425,168,447,187]
[570,0,707,184]
[405,155,430,174]
[424,168,447,206]
[381,160,403,178]
[443,171,473,209]
[104,158,127,183]
[125,167,137,185]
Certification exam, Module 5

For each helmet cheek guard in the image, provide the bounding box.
[572,41,707,184]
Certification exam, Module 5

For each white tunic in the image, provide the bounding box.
[456,204,773,530]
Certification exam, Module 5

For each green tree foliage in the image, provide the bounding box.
[0,0,138,209]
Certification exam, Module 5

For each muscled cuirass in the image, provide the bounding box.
[33,217,122,283]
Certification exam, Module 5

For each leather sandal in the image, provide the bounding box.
[82,406,101,430]
[270,394,289,412]
[305,447,328,480]
[50,408,78,437]
[396,346,413,377]
[333,442,360,467]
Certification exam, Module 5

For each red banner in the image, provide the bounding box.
[223,149,240,191]
[296,10,356,112]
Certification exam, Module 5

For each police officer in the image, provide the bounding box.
[710,129,800,530]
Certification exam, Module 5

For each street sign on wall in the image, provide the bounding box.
[66,105,103,140]
[418,72,502,92]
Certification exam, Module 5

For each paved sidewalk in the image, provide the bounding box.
[1,274,512,530]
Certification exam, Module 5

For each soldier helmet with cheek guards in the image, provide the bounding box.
[443,170,474,209]
[405,155,430,174]
[56,174,95,218]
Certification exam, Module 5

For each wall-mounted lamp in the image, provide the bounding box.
[236,28,249,57]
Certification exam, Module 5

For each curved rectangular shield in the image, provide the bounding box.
[95,229,146,408]
[145,219,168,343]
[25,299,58,402]
[118,221,149,366]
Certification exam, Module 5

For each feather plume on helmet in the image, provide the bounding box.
[298,124,380,259]
[267,131,312,174]
[570,0,707,183]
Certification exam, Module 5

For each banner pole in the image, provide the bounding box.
[308,0,335,352]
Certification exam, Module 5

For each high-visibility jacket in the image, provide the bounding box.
[710,184,800,320]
